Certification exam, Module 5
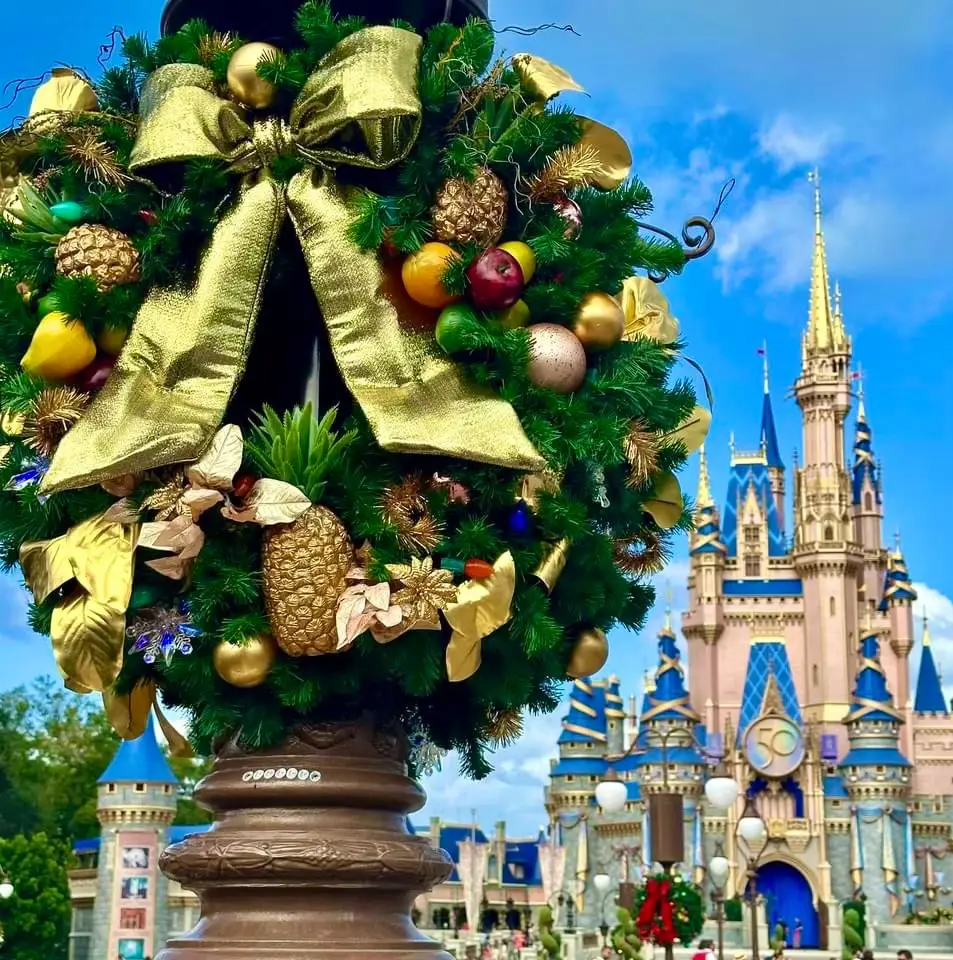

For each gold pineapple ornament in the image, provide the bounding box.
[432,167,508,248]
[262,506,353,656]
[55,224,140,292]
[247,404,357,657]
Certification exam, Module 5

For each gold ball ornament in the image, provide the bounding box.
[566,627,609,679]
[213,633,278,688]
[572,292,625,352]
[526,323,587,394]
[226,43,280,109]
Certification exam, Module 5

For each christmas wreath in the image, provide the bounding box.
[635,874,705,946]
[0,3,712,774]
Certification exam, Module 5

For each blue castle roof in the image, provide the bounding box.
[879,547,917,611]
[722,461,786,558]
[839,746,911,768]
[98,714,179,786]
[737,638,803,744]
[851,398,881,506]
[558,679,608,744]
[847,629,901,723]
[641,615,698,724]
[914,618,949,715]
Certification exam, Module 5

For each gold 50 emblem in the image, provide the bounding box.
[742,713,805,778]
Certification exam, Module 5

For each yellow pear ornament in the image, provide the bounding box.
[21,312,96,381]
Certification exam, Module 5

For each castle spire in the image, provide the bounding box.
[851,368,880,508]
[98,714,179,786]
[697,443,713,508]
[759,341,783,470]
[839,624,910,787]
[805,169,837,353]
[914,614,949,715]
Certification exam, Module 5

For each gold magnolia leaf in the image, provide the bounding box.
[512,53,584,101]
[20,534,74,603]
[644,472,683,530]
[619,275,680,345]
[187,424,243,491]
[138,515,205,579]
[222,479,311,526]
[181,487,225,519]
[577,118,632,191]
[102,498,140,524]
[664,405,712,456]
[104,681,155,739]
[444,552,516,683]
[52,591,126,693]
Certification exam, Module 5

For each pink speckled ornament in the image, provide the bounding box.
[527,323,587,394]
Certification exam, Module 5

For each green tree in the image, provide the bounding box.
[169,753,214,825]
[537,906,561,960]
[0,832,71,960]
[611,906,642,958]
[0,677,212,840]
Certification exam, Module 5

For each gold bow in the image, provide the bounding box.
[104,680,193,757]
[444,551,517,682]
[0,69,99,215]
[19,512,137,694]
[42,27,543,495]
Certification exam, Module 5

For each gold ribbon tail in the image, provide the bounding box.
[287,173,543,469]
[42,180,284,494]
[104,680,193,757]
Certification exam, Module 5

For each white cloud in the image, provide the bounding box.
[692,103,731,127]
[757,115,840,172]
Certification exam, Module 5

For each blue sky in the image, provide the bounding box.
[1,0,951,835]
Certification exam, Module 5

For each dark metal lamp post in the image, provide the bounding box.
[708,840,730,960]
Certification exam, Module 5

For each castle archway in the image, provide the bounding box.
[747,860,820,948]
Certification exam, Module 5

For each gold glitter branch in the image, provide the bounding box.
[624,419,660,488]
[527,143,604,201]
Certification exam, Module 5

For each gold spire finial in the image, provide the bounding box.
[643,669,656,693]
[855,363,866,421]
[696,443,714,509]
[762,340,770,395]
[805,169,836,353]
[894,530,902,556]
[922,611,932,648]
[663,583,674,633]
[833,281,847,345]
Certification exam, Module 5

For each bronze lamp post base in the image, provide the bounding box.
[156,718,454,960]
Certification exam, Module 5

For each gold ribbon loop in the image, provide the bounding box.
[43,25,542,495]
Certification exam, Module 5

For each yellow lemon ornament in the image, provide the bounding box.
[21,312,97,381]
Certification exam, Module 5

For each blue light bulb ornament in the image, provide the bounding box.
[508,500,534,537]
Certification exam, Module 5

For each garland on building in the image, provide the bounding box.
[0,2,712,775]
[634,874,704,946]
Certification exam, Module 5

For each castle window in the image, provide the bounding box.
[566,776,574,782]
[134,782,146,794]
[107,784,116,794]
[812,665,819,685]
[864,492,872,511]
[744,526,760,547]
[510,863,525,880]
[824,525,834,541]
[829,597,836,616]
[164,784,173,794]
[745,556,761,577]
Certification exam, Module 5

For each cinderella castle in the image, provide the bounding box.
[544,177,953,952]
[65,178,953,957]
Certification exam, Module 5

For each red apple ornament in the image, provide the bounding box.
[75,355,115,393]
[466,248,525,311]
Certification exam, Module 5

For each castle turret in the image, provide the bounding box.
[683,444,726,725]
[90,716,180,960]
[839,626,910,800]
[914,616,949,717]
[548,679,608,814]
[880,537,917,684]
[637,611,703,798]
[850,372,887,611]
[792,171,863,731]
[605,675,626,756]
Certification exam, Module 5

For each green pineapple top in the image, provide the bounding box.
[246,403,355,505]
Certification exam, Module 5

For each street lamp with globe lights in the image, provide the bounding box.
[707,841,731,960]
[0,872,12,900]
